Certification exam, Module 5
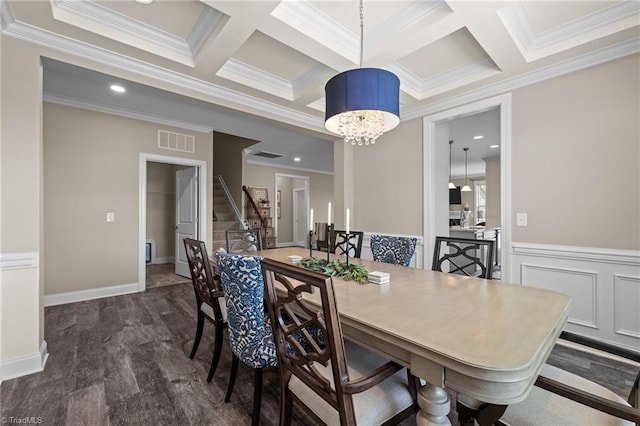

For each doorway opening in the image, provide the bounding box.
[139,153,207,292]
[422,94,511,281]
[274,173,310,247]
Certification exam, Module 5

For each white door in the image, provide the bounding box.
[175,166,198,277]
[292,187,307,247]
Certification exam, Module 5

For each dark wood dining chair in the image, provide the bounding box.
[432,236,494,279]
[330,229,364,258]
[225,228,262,253]
[261,258,417,425]
[183,238,227,383]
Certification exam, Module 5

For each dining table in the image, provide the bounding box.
[237,247,571,425]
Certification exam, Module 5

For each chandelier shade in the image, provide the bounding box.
[324,68,400,145]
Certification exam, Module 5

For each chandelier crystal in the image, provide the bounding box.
[337,110,385,146]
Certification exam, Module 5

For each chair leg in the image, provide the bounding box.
[252,368,263,426]
[225,354,239,403]
[280,381,293,426]
[206,322,224,382]
[190,310,205,359]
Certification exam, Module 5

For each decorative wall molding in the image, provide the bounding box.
[512,242,640,266]
[44,282,139,307]
[246,158,334,176]
[613,274,640,339]
[521,263,599,329]
[511,242,640,353]
[0,341,48,381]
[0,252,39,271]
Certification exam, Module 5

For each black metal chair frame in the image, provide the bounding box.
[183,238,227,382]
[330,229,364,258]
[432,236,495,279]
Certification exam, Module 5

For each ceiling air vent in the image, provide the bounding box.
[253,151,283,159]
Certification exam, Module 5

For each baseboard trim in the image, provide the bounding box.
[0,341,48,381]
[44,282,139,307]
[152,256,175,264]
[560,331,640,363]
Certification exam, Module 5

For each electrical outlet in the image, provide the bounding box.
[106,212,115,222]
[516,213,527,227]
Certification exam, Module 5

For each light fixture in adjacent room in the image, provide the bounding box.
[473,135,484,140]
[110,84,126,93]
[490,144,499,149]
[461,147,472,192]
[324,0,400,146]
[448,140,456,189]
[134,0,154,4]
[293,157,301,162]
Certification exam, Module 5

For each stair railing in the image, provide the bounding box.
[242,186,268,241]
[216,175,245,228]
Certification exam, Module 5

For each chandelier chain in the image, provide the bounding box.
[359,0,364,68]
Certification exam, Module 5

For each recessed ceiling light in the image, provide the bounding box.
[110,84,126,93]
[473,135,484,140]
[134,0,154,4]
[293,157,301,162]
[490,144,499,149]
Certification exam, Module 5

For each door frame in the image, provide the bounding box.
[292,187,307,246]
[139,153,207,292]
[422,93,512,282]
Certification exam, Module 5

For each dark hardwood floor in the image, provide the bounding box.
[1,282,637,425]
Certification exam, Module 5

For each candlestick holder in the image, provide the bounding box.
[308,230,313,258]
[326,224,333,262]
[344,232,351,266]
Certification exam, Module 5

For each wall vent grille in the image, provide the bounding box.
[158,130,195,153]
[254,151,283,159]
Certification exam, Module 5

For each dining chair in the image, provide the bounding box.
[330,229,364,258]
[261,257,417,425]
[457,364,640,426]
[183,238,228,383]
[225,228,263,253]
[214,250,277,426]
[432,236,495,279]
[370,234,417,266]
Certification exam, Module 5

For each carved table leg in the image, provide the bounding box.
[416,382,451,426]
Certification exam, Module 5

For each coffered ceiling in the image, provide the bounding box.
[2,0,639,173]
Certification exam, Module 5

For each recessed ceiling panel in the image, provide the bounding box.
[312,1,414,33]
[96,0,205,38]
[521,1,614,34]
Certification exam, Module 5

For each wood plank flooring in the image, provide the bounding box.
[1,282,637,425]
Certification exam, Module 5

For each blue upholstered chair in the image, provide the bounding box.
[370,234,417,267]
[214,250,276,426]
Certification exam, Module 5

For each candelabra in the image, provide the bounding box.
[308,230,313,258]
[326,224,333,262]
[344,232,351,266]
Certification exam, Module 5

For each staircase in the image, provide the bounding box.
[212,176,243,252]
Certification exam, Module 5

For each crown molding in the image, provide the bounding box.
[402,37,640,121]
[187,6,226,56]
[0,0,14,30]
[0,15,327,133]
[246,158,334,176]
[44,93,214,133]
[272,0,358,65]
[217,58,294,101]
[498,1,640,62]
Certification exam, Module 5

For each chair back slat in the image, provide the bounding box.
[432,236,494,279]
[330,230,364,258]
[261,258,356,423]
[184,238,223,306]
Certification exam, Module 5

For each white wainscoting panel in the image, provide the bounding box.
[521,264,598,329]
[361,233,424,269]
[613,274,640,339]
[512,242,640,353]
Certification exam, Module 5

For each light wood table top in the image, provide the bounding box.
[250,247,571,407]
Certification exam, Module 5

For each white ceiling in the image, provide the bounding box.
[3,0,639,173]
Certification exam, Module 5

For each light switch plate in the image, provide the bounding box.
[106,212,115,222]
[516,213,527,227]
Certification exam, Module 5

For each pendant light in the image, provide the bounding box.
[461,147,472,192]
[448,140,456,189]
[324,0,400,146]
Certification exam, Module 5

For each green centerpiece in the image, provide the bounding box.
[298,257,369,284]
